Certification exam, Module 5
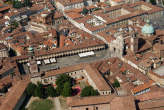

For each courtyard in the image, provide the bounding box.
[28,98,54,110]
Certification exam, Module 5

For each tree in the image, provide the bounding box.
[56,74,73,94]
[23,0,32,7]
[150,0,156,5]
[9,48,17,57]
[122,70,127,75]
[34,82,45,98]
[34,86,42,98]
[83,0,88,6]
[112,79,120,88]
[26,82,37,96]
[82,8,89,15]
[0,86,8,93]
[13,0,22,8]
[61,82,72,97]
[10,21,19,30]
[80,86,99,97]
[46,85,57,97]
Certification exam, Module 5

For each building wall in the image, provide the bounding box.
[160,50,164,58]
[130,33,138,53]
[28,22,48,33]
[109,35,124,57]
[17,44,106,63]
[87,0,92,6]
[148,72,164,86]
[0,67,15,79]
[56,0,93,11]
[69,103,110,110]
[31,76,42,84]
[56,2,65,11]
[0,49,8,57]
[99,90,111,95]
[133,88,150,96]
[54,17,65,25]
[13,91,27,110]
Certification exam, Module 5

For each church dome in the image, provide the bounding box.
[142,20,154,35]
[27,46,34,52]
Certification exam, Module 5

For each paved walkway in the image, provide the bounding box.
[25,97,39,109]
[54,97,62,110]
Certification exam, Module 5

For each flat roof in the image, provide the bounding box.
[153,65,164,76]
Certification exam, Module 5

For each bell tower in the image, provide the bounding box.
[130,32,138,53]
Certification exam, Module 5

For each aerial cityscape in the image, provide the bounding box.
[0,0,164,110]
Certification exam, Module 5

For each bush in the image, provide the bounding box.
[61,82,72,97]
[80,86,99,97]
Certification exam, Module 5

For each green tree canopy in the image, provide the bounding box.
[61,82,72,97]
[26,82,58,98]
[112,79,120,88]
[26,82,37,96]
[23,0,32,7]
[13,0,22,8]
[80,86,99,97]
[46,85,57,97]
[150,0,156,5]
[82,8,89,15]
[9,48,17,57]
[34,82,45,98]
[56,74,73,94]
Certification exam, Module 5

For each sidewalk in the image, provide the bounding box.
[54,97,62,110]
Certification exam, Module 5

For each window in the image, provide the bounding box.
[114,48,116,52]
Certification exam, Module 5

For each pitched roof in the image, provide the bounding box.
[67,95,115,107]
[138,98,164,110]
[0,79,30,110]
[110,96,136,110]
[131,80,154,94]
